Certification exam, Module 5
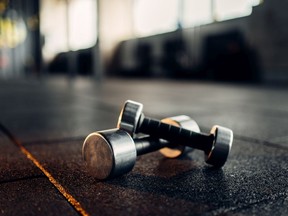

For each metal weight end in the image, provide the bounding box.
[82,129,137,180]
[205,125,233,167]
[159,115,200,158]
[117,100,143,136]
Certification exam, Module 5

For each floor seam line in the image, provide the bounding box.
[0,122,90,216]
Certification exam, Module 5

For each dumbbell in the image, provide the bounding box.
[159,115,200,158]
[117,100,233,167]
[83,115,200,180]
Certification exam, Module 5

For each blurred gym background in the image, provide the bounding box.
[0,0,287,83]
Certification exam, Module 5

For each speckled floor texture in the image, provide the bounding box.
[1,77,288,216]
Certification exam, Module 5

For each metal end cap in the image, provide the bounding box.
[82,129,137,180]
[205,125,233,167]
[117,100,143,136]
[159,115,200,158]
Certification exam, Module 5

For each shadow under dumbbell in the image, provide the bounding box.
[106,164,229,205]
[154,154,198,178]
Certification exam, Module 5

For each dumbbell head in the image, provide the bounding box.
[205,125,233,167]
[82,129,136,180]
[117,100,143,136]
[159,115,200,158]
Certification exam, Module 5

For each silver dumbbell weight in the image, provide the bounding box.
[117,100,233,167]
[83,115,200,180]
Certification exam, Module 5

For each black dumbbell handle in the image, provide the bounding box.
[138,117,214,153]
[134,136,172,156]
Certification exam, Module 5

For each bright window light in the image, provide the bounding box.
[41,0,67,60]
[134,0,178,36]
[133,0,261,36]
[41,0,97,60]
[251,0,262,6]
[68,0,97,51]
[214,0,253,21]
[182,0,213,27]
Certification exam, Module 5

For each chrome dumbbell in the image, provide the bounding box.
[117,100,233,167]
[83,115,200,180]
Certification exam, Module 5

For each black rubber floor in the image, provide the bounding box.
[1,77,288,215]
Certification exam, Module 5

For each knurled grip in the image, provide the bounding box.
[139,117,214,153]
